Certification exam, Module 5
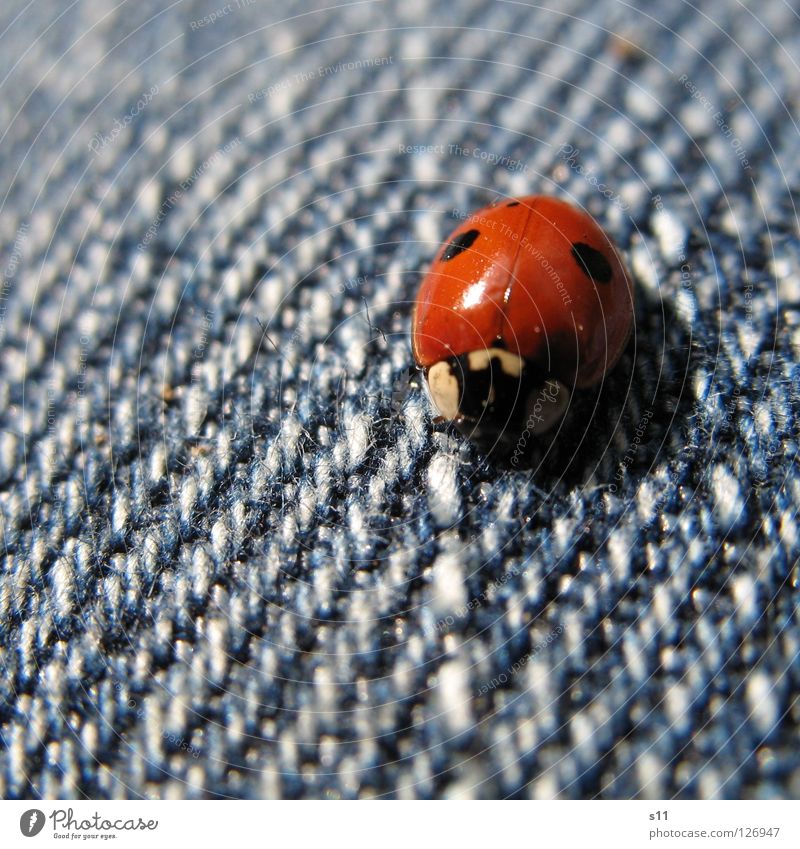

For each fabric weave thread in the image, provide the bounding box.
[0,0,798,799]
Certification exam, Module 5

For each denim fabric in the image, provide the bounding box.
[0,0,798,799]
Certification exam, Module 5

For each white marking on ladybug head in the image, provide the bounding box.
[466,348,524,377]
[427,360,461,421]
[528,379,570,435]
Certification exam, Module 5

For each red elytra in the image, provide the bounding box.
[412,195,634,444]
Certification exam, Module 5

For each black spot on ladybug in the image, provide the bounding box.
[441,229,480,261]
[506,201,520,207]
[571,242,613,284]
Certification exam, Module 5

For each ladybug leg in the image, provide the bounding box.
[390,363,422,413]
[526,379,571,435]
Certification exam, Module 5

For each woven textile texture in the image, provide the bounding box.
[1,0,799,800]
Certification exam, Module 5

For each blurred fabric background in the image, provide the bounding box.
[0,0,798,799]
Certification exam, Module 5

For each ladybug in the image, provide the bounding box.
[412,195,634,452]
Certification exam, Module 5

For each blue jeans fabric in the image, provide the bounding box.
[0,0,798,799]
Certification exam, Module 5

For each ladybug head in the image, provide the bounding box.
[425,347,570,453]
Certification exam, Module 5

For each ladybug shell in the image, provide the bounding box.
[412,195,633,389]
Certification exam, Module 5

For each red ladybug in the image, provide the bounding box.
[412,195,634,450]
